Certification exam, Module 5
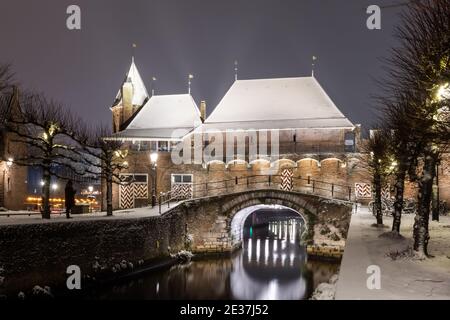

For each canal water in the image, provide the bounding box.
[90,212,339,300]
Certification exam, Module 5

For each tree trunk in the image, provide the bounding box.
[392,167,406,233]
[374,171,383,226]
[413,153,437,257]
[106,171,113,216]
[41,170,51,219]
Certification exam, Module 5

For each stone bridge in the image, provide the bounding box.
[164,189,354,254]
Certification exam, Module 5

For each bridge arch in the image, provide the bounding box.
[229,204,307,247]
[175,188,352,254]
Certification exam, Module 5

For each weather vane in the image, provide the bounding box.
[188,74,194,94]
[151,76,157,96]
[132,43,137,62]
[311,55,317,77]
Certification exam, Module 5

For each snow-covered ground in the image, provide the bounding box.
[336,206,450,300]
[0,203,180,226]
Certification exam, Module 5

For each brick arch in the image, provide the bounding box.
[179,189,351,253]
[221,190,317,224]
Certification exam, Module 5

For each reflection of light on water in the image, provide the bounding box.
[291,222,296,244]
[256,239,260,264]
[259,280,278,300]
[230,254,307,300]
[265,239,269,265]
[284,222,287,240]
[230,216,308,300]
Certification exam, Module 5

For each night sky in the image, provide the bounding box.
[0,0,403,129]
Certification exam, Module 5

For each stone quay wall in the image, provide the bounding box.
[0,211,186,296]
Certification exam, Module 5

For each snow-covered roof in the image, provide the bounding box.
[114,59,149,107]
[198,76,354,131]
[117,94,201,140]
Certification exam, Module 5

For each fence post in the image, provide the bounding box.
[348,187,351,201]
[159,194,162,214]
[269,175,271,186]
[331,184,334,198]
[235,176,238,185]
[312,180,315,193]
[247,177,249,187]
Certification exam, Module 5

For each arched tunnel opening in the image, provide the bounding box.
[230,204,307,248]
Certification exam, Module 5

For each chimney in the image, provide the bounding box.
[200,100,206,123]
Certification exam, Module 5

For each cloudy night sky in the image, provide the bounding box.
[0,0,404,129]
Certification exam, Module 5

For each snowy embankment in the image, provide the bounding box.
[336,208,450,300]
[0,204,180,226]
[310,274,339,300]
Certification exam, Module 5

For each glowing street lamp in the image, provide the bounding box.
[51,183,58,191]
[150,152,158,208]
[88,186,94,193]
[6,158,13,167]
[150,152,158,164]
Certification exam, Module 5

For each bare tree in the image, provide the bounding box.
[1,88,87,219]
[364,129,392,226]
[75,125,128,216]
[0,64,14,94]
[381,94,419,234]
[380,0,450,257]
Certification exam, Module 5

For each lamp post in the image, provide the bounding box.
[150,152,158,207]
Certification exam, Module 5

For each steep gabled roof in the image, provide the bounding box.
[199,76,354,131]
[113,59,149,107]
[117,94,202,140]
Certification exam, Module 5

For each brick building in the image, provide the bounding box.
[0,88,28,210]
[105,59,449,210]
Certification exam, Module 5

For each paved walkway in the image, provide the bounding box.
[0,202,180,225]
[336,207,450,300]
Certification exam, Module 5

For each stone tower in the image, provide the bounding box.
[111,58,149,133]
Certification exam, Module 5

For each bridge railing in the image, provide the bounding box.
[160,175,353,209]
[194,175,352,201]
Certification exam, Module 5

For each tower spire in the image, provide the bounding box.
[311,55,317,77]
[234,60,238,81]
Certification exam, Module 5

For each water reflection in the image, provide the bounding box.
[88,213,339,300]
[230,218,307,300]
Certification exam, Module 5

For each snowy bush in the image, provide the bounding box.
[32,285,53,298]
[185,234,194,249]
[171,250,194,263]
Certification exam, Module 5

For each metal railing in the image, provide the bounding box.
[159,174,354,213]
